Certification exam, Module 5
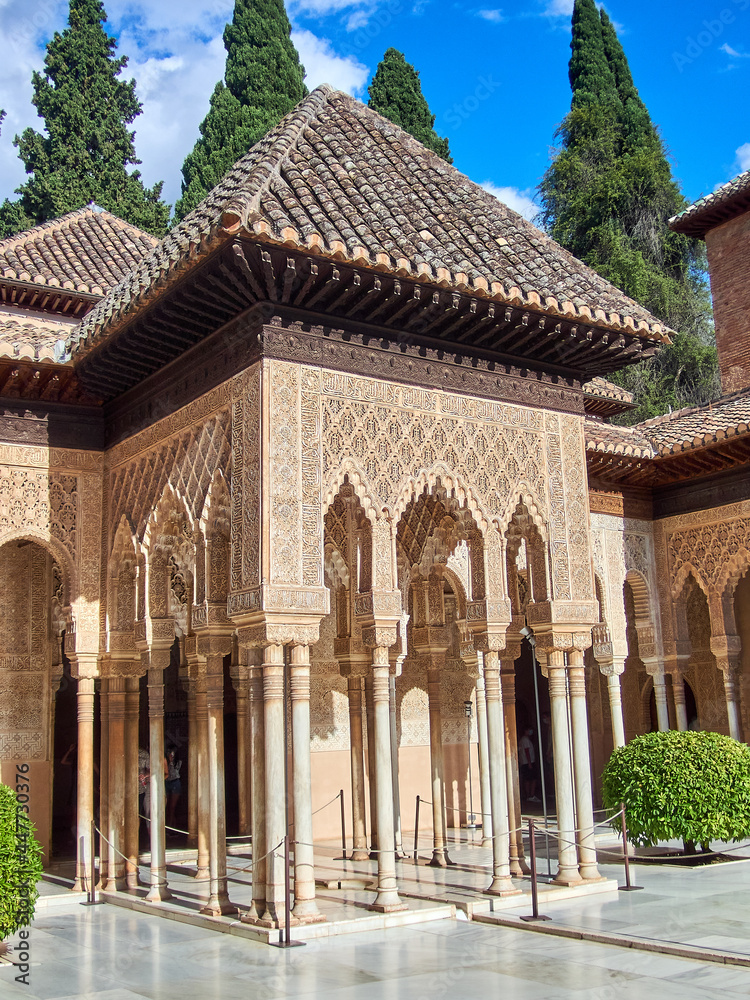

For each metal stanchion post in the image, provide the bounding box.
[413,795,421,862]
[81,820,103,906]
[521,818,550,922]
[619,802,643,892]
[334,789,348,861]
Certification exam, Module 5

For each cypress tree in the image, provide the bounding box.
[368,48,452,162]
[175,0,307,221]
[0,0,170,238]
[539,0,715,421]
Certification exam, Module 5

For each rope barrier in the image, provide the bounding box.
[311,790,343,817]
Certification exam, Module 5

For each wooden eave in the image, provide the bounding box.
[73,240,665,402]
[0,356,100,405]
[0,277,100,318]
[586,433,750,487]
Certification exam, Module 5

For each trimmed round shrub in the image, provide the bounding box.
[0,782,43,941]
[602,730,750,851]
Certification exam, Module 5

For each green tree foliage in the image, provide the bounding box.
[539,0,715,421]
[368,48,452,162]
[0,783,43,941]
[602,731,750,853]
[0,0,169,239]
[175,0,307,220]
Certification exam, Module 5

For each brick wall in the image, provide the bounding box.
[706,210,750,394]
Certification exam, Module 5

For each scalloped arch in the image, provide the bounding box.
[323,461,382,524]
[498,484,548,542]
[200,469,231,539]
[0,528,74,605]
[625,569,651,624]
[391,465,490,530]
[672,562,709,602]
[717,547,750,602]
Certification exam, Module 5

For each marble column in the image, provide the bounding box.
[146,660,171,902]
[605,668,626,748]
[546,654,581,886]
[389,672,403,858]
[475,665,493,849]
[427,665,449,867]
[248,657,267,921]
[124,677,141,889]
[235,673,250,837]
[723,671,743,741]
[263,643,287,926]
[670,672,688,732]
[201,653,232,916]
[364,675,378,856]
[98,679,109,889]
[290,645,322,921]
[347,675,369,861]
[482,651,518,896]
[568,651,601,880]
[652,671,670,732]
[108,677,127,890]
[195,672,210,882]
[500,659,527,876]
[186,678,198,848]
[369,647,406,912]
[73,671,96,893]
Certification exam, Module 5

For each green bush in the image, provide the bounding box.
[602,730,750,852]
[0,782,43,941]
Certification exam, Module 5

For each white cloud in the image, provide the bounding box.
[737,143,750,172]
[478,9,503,22]
[543,0,573,16]
[292,29,369,96]
[721,43,750,58]
[481,181,539,222]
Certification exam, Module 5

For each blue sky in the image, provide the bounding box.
[0,0,748,219]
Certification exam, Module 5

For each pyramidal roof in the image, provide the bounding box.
[670,170,750,238]
[0,206,159,298]
[70,85,669,358]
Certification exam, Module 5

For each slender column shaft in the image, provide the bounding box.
[236,680,250,836]
[364,675,378,855]
[370,649,406,912]
[195,675,210,881]
[108,678,126,890]
[547,658,581,885]
[249,662,266,920]
[427,666,449,867]
[146,663,170,902]
[74,674,95,893]
[476,667,492,849]
[389,673,403,857]
[291,646,321,920]
[98,679,110,888]
[724,672,743,741]
[124,677,140,889]
[263,644,286,926]
[568,654,600,880]
[501,662,526,875]
[607,673,626,748]
[652,672,670,732]
[347,675,369,861]
[202,654,231,916]
[671,673,688,733]
[187,680,198,847]
[482,652,517,895]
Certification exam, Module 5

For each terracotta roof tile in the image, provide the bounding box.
[583,377,634,405]
[0,206,158,296]
[71,86,671,358]
[670,170,750,238]
[585,420,655,459]
[0,311,72,362]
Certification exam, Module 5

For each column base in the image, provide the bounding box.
[200,895,235,917]
[292,906,327,925]
[195,865,210,882]
[551,871,583,887]
[428,850,451,868]
[510,858,531,877]
[485,877,522,897]
[579,866,606,882]
[145,883,172,903]
[260,904,294,928]
[481,838,492,850]
[370,892,409,913]
[351,849,370,861]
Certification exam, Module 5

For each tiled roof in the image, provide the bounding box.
[0,207,158,296]
[586,389,750,458]
[670,170,750,238]
[583,377,634,405]
[0,311,71,362]
[70,86,670,358]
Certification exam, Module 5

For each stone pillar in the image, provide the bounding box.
[347,675,369,861]
[364,675,378,856]
[568,650,601,881]
[98,678,109,889]
[108,677,127,891]
[670,672,688,732]
[388,672,403,857]
[290,645,322,921]
[711,635,744,741]
[427,665,449,867]
[603,666,626,748]
[723,671,743,741]
[248,656,266,921]
[201,650,232,916]
[73,670,96,893]
[146,657,171,902]
[482,650,518,896]
[186,677,198,848]
[500,658,526,875]
[475,664,492,849]
[546,653,581,886]
[263,643,287,926]
[124,677,141,889]
[651,670,670,732]
[235,671,251,837]
[195,671,210,881]
[369,646,406,912]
